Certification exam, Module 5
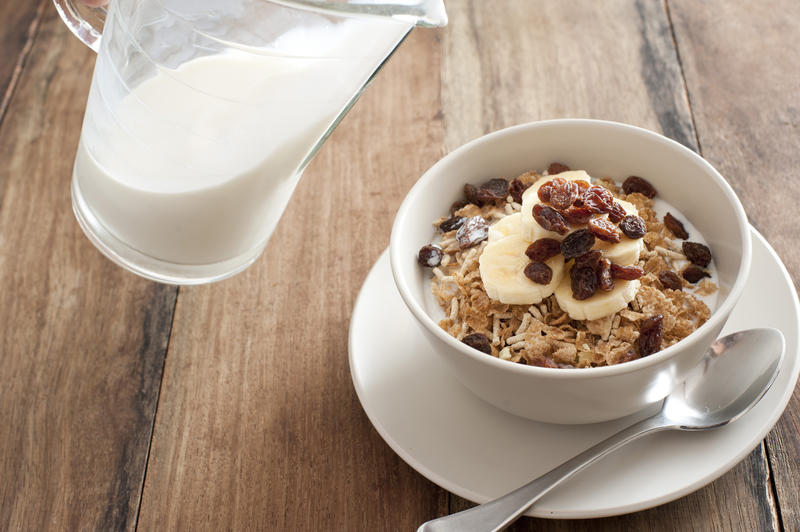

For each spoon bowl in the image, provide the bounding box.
[418,328,785,532]
[663,328,784,429]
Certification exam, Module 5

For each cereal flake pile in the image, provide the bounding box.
[425,166,717,368]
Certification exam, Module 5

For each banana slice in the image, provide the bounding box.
[591,199,642,265]
[488,212,522,242]
[595,235,644,266]
[479,233,565,305]
[520,171,590,241]
[554,266,640,321]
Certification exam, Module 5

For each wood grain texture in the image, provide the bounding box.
[0,0,45,125]
[667,0,800,529]
[441,0,695,152]
[439,1,778,530]
[1,1,796,531]
[136,29,448,530]
[0,9,175,531]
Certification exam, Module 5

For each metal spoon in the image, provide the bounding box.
[418,328,785,532]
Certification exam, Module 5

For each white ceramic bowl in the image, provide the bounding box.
[390,119,751,424]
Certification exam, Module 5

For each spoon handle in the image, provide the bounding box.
[418,413,670,532]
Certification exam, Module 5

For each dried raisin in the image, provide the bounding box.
[533,204,569,235]
[462,333,492,355]
[456,216,488,249]
[548,162,570,175]
[598,258,614,291]
[574,250,602,271]
[584,185,615,214]
[450,198,470,215]
[474,191,496,207]
[682,241,712,267]
[464,183,479,205]
[561,229,596,259]
[658,270,683,290]
[619,215,646,239]
[438,216,465,233]
[417,244,443,267]
[682,264,710,283]
[638,314,664,356]
[571,266,598,300]
[588,217,621,243]
[608,201,628,223]
[524,262,553,285]
[622,176,657,198]
[508,178,531,203]
[561,205,593,225]
[549,178,579,210]
[537,182,553,203]
[525,238,561,262]
[573,180,590,207]
[475,178,509,204]
[664,212,689,239]
[610,263,644,280]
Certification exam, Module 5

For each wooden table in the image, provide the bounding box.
[1,1,798,530]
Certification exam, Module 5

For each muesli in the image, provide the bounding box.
[417,163,717,368]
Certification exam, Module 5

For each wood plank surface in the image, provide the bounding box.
[0,0,46,125]
[135,29,448,530]
[441,0,696,152]
[439,1,779,530]
[1,1,797,531]
[0,9,176,531]
[667,1,800,529]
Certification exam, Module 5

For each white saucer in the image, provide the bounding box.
[348,228,800,518]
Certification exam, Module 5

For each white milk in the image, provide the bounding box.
[74,21,406,265]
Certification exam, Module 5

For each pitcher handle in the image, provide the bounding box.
[53,0,106,53]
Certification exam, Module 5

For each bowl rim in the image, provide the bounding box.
[389,118,752,380]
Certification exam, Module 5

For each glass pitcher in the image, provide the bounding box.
[54,0,446,284]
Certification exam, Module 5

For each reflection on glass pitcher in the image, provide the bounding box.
[54,0,447,284]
